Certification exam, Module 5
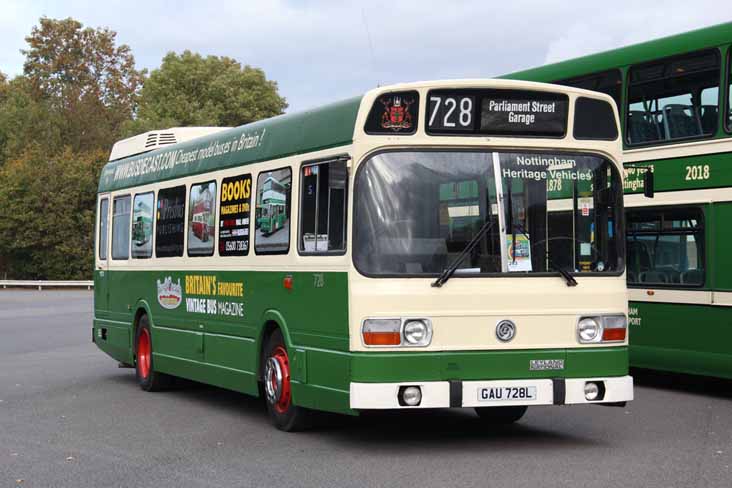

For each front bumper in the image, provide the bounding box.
[350,375,633,409]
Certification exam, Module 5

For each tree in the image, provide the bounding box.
[0,76,63,165]
[0,145,106,279]
[22,17,145,153]
[127,50,287,134]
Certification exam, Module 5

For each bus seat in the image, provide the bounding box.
[699,105,718,134]
[628,111,658,143]
[639,270,669,284]
[681,269,703,284]
[664,104,701,139]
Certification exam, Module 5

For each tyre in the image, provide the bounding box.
[262,330,310,431]
[135,315,172,392]
[474,406,528,425]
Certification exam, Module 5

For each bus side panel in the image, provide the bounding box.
[101,269,351,411]
[629,301,732,379]
[246,270,351,413]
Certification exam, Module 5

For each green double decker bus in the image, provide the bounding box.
[256,175,288,235]
[505,22,732,379]
[94,79,633,431]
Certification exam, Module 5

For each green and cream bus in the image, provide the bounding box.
[94,79,632,431]
[505,22,732,379]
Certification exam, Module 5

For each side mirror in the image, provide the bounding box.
[643,169,654,198]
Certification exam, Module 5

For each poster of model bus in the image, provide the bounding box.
[131,193,153,258]
[188,181,216,256]
[255,168,291,253]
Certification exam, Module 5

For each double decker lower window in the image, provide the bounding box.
[626,207,704,286]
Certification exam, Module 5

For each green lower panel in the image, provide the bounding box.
[629,301,732,379]
[350,347,628,382]
[93,319,131,364]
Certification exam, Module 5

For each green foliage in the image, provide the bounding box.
[0,19,287,279]
[22,17,145,153]
[0,146,106,279]
[126,50,287,134]
[0,76,63,163]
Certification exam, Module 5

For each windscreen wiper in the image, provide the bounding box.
[431,218,496,288]
[512,223,577,287]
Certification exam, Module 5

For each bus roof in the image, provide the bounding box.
[98,96,362,193]
[501,21,732,83]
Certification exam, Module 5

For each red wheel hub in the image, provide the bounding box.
[265,345,292,413]
[137,328,151,379]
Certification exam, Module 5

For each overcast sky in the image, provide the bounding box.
[0,1,729,113]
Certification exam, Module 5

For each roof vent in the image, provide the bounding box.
[109,127,230,161]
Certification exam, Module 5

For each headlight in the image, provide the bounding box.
[403,319,432,347]
[577,317,602,343]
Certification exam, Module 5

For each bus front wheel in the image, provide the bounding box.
[135,315,172,392]
[262,329,310,431]
[474,406,527,425]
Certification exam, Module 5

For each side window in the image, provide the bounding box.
[626,207,704,286]
[188,181,217,257]
[627,50,720,145]
[156,186,186,258]
[255,167,292,254]
[219,174,252,256]
[98,198,109,260]
[131,192,154,259]
[299,159,348,254]
[557,69,622,110]
[111,195,131,260]
[727,48,732,132]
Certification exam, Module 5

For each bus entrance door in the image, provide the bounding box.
[95,194,110,320]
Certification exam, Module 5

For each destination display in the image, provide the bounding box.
[426,89,568,137]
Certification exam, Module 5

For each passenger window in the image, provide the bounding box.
[727,49,732,132]
[299,159,348,253]
[255,167,292,254]
[156,186,186,258]
[627,50,720,145]
[219,174,252,256]
[111,195,131,260]
[626,207,704,286]
[556,70,622,109]
[188,181,217,257]
[98,198,109,260]
[131,192,154,259]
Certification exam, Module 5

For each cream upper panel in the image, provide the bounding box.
[350,79,624,172]
[101,144,355,272]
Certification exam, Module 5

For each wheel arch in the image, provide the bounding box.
[131,299,154,352]
[256,309,293,381]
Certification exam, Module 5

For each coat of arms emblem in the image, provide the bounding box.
[157,276,182,309]
[381,96,414,131]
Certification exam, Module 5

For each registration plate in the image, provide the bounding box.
[478,386,537,402]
